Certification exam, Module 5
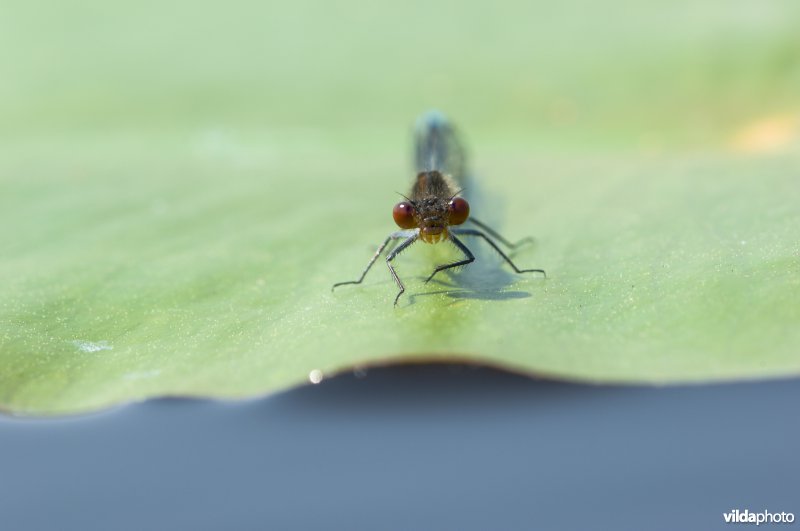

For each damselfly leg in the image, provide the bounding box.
[385,233,419,306]
[332,229,419,306]
[423,235,474,283]
[423,227,546,285]
[467,218,535,249]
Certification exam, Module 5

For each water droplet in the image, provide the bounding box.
[71,340,113,353]
[353,367,368,379]
[308,369,324,384]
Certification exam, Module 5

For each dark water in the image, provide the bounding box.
[1,365,798,531]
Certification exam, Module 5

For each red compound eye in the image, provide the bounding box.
[448,197,470,225]
[393,202,416,229]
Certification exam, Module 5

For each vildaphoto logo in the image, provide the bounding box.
[723,509,795,525]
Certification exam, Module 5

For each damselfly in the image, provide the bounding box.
[333,111,545,305]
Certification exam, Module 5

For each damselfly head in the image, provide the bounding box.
[392,194,470,244]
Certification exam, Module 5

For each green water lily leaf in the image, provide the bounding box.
[2,0,800,415]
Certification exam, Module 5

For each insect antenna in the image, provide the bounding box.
[448,188,466,200]
[395,192,416,205]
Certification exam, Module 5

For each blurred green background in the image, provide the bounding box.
[3,0,799,143]
[1,0,799,414]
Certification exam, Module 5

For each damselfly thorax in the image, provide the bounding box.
[333,111,545,306]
